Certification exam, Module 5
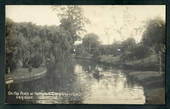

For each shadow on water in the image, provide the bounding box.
[6,58,84,104]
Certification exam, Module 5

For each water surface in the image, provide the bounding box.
[7,59,145,104]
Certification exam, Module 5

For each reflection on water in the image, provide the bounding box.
[7,59,145,104]
[74,64,145,104]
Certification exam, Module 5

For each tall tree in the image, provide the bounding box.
[141,18,165,54]
[6,18,19,72]
[82,33,100,55]
[52,5,89,45]
[141,18,165,72]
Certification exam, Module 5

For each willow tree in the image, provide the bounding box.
[6,18,17,72]
[52,6,89,61]
[50,6,90,83]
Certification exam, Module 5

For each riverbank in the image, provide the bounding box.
[6,67,47,84]
[74,54,163,71]
[98,54,162,71]
[73,55,92,60]
[125,70,165,104]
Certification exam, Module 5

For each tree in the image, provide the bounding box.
[50,6,90,64]
[141,18,165,54]
[6,18,18,72]
[111,42,122,56]
[6,19,46,70]
[121,38,136,52]
[52,5,89,45]
[120,38,136,61]
[82,33,100,56]
[6,18,17,55]
[141,18,165,72]
[132,44,152,59]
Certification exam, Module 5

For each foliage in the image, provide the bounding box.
[6,18,18,71]
[53,5,89,45]
[82,33,100,56]
[141,18,165,54]
[6,6,89,72]
[121,38,136,52]
[6,15,165,73]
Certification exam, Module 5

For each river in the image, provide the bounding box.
[6,59,146,104]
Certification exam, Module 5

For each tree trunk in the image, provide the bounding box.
[159,51,162,74]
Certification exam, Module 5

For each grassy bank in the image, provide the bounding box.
[98,55,120,64]
[145,88,165,104]
[97,54,163,71]
[6,67,47,84]
[125,70,165,104]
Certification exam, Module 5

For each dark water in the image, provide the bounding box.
[6,59,145,104]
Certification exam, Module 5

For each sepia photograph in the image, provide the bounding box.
[5,5,165,104]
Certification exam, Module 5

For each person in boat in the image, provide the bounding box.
[93,64,104,79]
[93,65,100,78]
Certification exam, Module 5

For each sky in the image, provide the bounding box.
[6,5,165,45]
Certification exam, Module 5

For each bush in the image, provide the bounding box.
[29,55,43,68]
[98,55,120,64]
